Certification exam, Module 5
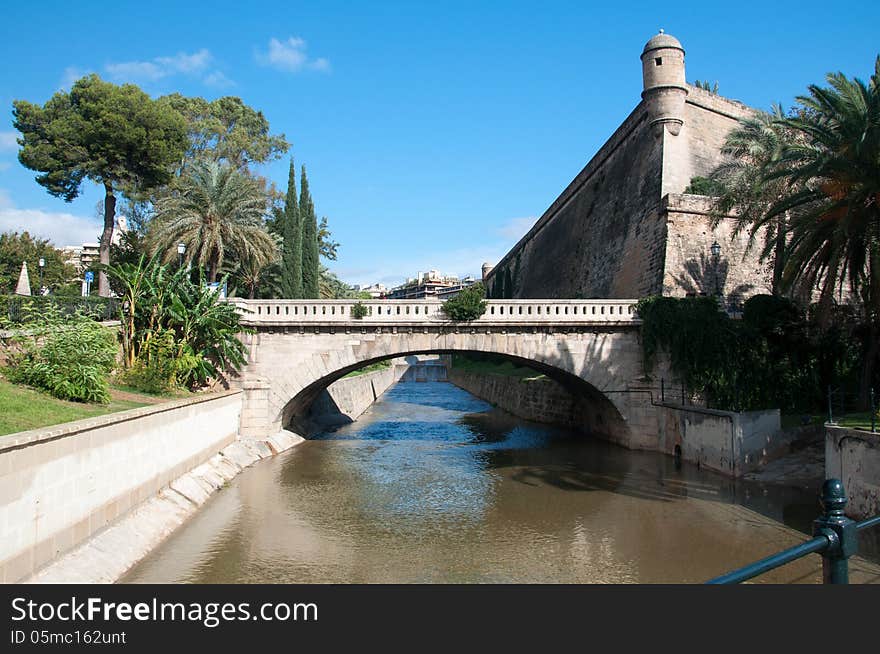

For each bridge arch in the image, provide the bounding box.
[235,323,657,449]
[282,348,628,439]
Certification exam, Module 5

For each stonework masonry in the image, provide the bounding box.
[485,34,769,305]
[825,426,880,520]
[449,369,597,430]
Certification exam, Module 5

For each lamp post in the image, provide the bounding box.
[177,243,186,268]
[38,257,45,294]
[710,240,722,299]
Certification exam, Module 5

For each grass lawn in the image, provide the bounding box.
[0,377,169,437]
[343,360,393,377]
[781,411,878,432]
[450,353,545,381]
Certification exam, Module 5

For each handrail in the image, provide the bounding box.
[706,479,879,584]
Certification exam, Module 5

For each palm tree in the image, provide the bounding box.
[769,56,880,405]
[708,105,800,295]
[148,160,278,283]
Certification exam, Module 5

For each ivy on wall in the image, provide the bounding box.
[636,294,862,413]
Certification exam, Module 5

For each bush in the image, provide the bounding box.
[104,256,249,391]
[351,301,369,319]
[441,282,487,321]
[4,306,117,403]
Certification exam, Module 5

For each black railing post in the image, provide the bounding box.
[871,387,876,433]
[812,479,858,584]
[661,378,665,403]
[827,385,834,425]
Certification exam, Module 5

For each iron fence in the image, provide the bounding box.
[706,479,880,584]
[827,386,878,433]
[1,295,119,324]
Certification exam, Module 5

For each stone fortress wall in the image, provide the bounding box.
[485,33,772,306]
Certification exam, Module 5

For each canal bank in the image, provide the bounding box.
[15,362,420,583]
[121,381,880,583]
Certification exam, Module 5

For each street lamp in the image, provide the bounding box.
[710,240,722,298]
[177,243,186,268]
[38,257,45,294]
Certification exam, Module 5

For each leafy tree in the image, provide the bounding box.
[694,80,719,94]
[13,74,188,297]
[147,160,278,283]
[318,216,339,261]
[159,94,289,170]
[280,159,303,297]
[0,231,77,294]
[441,282,488,321]
[319,265,357,299]
[225,236,283,299]
[300,165,320,298]
[707,105,799,295]
[769,58,880,405]
[684,176,727,196]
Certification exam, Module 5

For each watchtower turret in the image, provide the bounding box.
[641,30,688,135]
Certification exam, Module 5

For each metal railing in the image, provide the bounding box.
[706,479,880,584]
[827,386,877,433]
[2,295,119,323]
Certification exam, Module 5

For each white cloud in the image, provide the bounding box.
[202,70,235,88]
[105,48,213,83]
[0,191,99,246]
[0,132,17,151]
[257,37,330,73]
[60,66,90,90]
[496,216,537,240]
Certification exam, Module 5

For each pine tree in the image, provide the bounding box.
[300,165,320,298]
[280,159,302,297]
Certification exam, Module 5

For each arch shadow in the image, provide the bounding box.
[281,347,629,442]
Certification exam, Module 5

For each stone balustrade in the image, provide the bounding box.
[231,299,640,326]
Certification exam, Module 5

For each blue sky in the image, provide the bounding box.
[1,0,878,287]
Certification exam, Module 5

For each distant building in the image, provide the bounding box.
[353,283,387,299]
[58,213,127,275]
[388,269,477,300]
[59,243,100,274]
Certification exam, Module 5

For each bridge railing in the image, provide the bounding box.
[706,479,880,584]
[231,299,640,325]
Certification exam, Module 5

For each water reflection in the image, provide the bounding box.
[123,382,880,584]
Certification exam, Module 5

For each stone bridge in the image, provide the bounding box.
[230,298,674,453]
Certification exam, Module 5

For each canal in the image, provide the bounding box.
[123,381,880,583]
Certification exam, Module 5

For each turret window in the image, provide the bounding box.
[655,57,663,66]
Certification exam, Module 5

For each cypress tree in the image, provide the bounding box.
[300,165,320,298]
[280,159,302,297]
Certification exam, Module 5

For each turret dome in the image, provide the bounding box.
[642,30,684,55]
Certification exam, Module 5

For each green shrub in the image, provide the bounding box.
[103,256,249,390]
[441,282,487,321]
[5,307,117,403]
[684,176,726,196]
[351,301,369,319]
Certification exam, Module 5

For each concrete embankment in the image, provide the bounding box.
[449,368,589,430]
[0,391,304,583]
[826,425,880,520]
[304,364,408,432]
[449,368,796,478]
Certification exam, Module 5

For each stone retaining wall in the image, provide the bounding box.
[307,365,407,428]
[826,426,880,520]
[656,404,781,476]
[448,369,593,430]
[0,391,244,583]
